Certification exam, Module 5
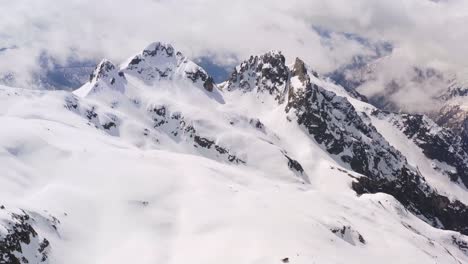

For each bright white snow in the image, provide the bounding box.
[1,44,468,264]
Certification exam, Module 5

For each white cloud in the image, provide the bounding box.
[1,0,467,99]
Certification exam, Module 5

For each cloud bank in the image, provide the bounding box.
[1,0,467,107]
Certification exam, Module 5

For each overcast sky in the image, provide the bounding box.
[1,0,467,107]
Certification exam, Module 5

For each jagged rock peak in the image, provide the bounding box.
[125,41,182,70]
[291,57,309,84]
[89,59,124,83]
[122,41,216,92]
[142,42,179,58]
[73,59,126,97]
[225,50,289,103]
[374,110,468,187]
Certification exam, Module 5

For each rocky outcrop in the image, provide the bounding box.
[122,42,216,92]
[64,95,121,136]
[372,110,468,187]
[287,58,406,180]
[0,207,59,264]
[435,104,468,152]
[224,51,289,103]
[81,59,127,96]
[330,225,366,246]
[148,105,244,164]
[225,54,468,236]
[352,168,468,235]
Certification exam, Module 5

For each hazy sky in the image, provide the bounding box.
[1,0,467,107]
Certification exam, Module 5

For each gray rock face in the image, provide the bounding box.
[225,51,290,103]
[287,58,406,180]
[0,207,60,264]
[225,54,468,235]
[372,110,468,187]
[434,104,468,152]
[148,105,245,164]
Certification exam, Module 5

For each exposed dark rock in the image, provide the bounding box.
[185,69,215,92]
[287,58,404,180]
[203,76,214,92]
[148,105,244,164]
[248,118,266,133]
[129,56,142,65]
[142,42,174,58]
[123,43,216,93]
[225,51,289,103]
[283,154,304,174]
[38,239,50,262]
[452,235,468,255]
[194,136,215,149]
[85,107,98,121]
[102,122,116,130]
[0,210,57,264]
[228,55,468,235]
[352,168,468,235]
[372,110,468,187]
[64,96,79,110]
[89,60,117,83]
[330,225,366,245]
[434,104,468,152]
[358,234,366,244]
[290,57,308,84]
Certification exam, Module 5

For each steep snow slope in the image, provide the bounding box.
[223,54,468,234]
[1,43,468,263]
[328,54,468,153]
[294,55,468,202]
[435,76,468,151]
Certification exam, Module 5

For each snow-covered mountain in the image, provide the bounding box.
[328,56,447,112]
[433,76,468,150]
[329,54,468,154]
[2,42,468,264]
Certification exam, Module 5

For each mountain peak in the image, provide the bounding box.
[75,42,220,98]
[224,50,289,103]
[121,42,216,93]
[89,59,116,82]
[74,59,126,97]
[141,42,178,58]
[291,57,308,84]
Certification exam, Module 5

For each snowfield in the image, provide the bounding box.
[1,42,468,264]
